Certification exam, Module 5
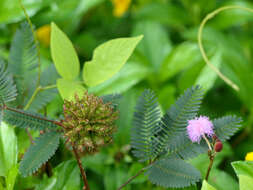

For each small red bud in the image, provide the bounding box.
[214,141,223,152]
[212,134,218,141]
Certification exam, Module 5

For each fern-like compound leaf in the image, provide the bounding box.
[131,89,162,162]
[19,131,60,176]
[168,133,207,159]
[3,108,59,131]
[166,85,204,131]
[0,60,17,103]
[25,65,58,111]
[213,115,242,141]
[145,158,201,188]
[154,86,204,158]
[8,21,38,105]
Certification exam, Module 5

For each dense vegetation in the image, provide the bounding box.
[0,0,253,190]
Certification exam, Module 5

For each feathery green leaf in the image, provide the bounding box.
[25,65,58,111]
[131,89,162,162]
[3,108,59,131]
[19,131,60,177]
[0,60,17,104]
[213,115,242,141]
[155,86,204,158]
[8,21,38,105]
[146,158,201,188]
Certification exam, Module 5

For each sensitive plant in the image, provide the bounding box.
[120,86,242,189]
[0,1,253,190]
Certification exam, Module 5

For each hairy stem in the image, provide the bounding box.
[18,0,41,87]
[198,5,253,91]
[205,152,216,181]
[117,168,145,190]
[71,143,90,190]
[4,106,62,127]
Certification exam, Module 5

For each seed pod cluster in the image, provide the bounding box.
[62,92,118,154]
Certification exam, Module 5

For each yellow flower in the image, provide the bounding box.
[36,24,51,47]
[112,0,131,17]
[245,152,253,161]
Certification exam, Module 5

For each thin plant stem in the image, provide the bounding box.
[24,84,57,110]
[18,0,41,87]
[202,134,212,151]
[205,152,216,181]
[24,86,42,110]
[4,105,62,127]
[117,168,145,190]
[198,5,253,91]
[71,143,90,190]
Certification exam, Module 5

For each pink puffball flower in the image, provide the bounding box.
[187,116,214,143]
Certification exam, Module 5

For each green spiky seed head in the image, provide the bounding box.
[62,92,118,154]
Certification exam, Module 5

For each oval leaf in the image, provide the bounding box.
[50,22,80,80]
[0,122,17,177]
[83,35,143,87]
[201,180,217,190]
[232,161,253,177]
[239,175,253,190]
[57,78,86,101]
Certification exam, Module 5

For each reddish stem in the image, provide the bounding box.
[71,143,90,190]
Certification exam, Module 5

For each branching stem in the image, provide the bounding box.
[198,5,253,91]
[24,84,57,110]
[71,143,90,190]
[117,168,145,190]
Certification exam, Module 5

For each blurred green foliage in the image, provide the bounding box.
[1,0,253,189]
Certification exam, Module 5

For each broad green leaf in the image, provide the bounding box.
[133,2,190,27]
[88,61,149,95]
[177,61,205,93]
[83,35,143,87]
[19,131,60,177]
[50,22,80,80]
[160,42,201,82]
[82,152,108,175]
[211,1,253,29]
[0,0,50,24]
[36,160,81,190]
[207,169,238,190]
[56,78,86,101]
[239,175,253,190]
[0,122,17,177]
[195,51,222,91]
[157,84,176,111]
[6,164,19,190]
[232,161,253,177]
[35,176,57,190]
[132,21,172,71]
[201,180,217,190]
[104,166,129,190]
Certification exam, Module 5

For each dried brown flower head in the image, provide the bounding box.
[62,92,118,154]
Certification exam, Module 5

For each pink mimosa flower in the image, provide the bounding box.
[187,116,214,143]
